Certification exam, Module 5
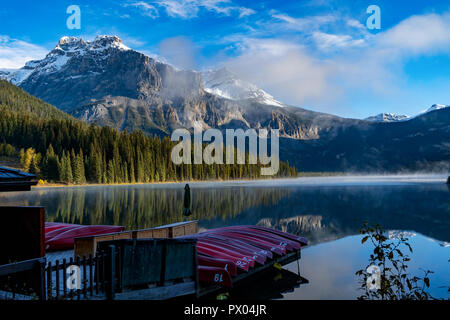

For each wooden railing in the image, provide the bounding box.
[0,257,46,300]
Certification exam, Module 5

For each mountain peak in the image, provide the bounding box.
[427,104,449,112]
[365,113,410,123]
[201,68,284,107]
[54,35,130,52]
[57,36,85,46]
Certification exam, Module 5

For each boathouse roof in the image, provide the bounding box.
[0,166,37,192]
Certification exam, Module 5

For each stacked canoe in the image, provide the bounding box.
[183,225,308,288]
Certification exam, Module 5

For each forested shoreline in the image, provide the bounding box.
[0,80,297,184]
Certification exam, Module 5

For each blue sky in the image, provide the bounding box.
[1,0,450,118]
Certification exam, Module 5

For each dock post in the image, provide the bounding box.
[447,176,450,184]
[106,245,116,300]
[39,258,46,301]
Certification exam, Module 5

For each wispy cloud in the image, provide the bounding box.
[223,38,338,108]
[124,1,159,18]
[218,11,450,113]
[270,10,337,32]
[0,35,48,69]
[312,32,365,51]
[125,0,255,19]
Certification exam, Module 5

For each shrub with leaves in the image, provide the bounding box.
[356,222,433,300]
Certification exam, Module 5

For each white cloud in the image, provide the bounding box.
[126,0,255,19]
[378,13,450,55]
[312,32,365,51]
[158,36,198,69]
[224,38,339,107]
[125,1,159,18]
[0,36,48,69]
[270,11,337,32]
[219,11,450,112]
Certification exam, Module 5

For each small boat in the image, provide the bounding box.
[213,227,299,251]
[230,226,302,250]
[197,255,237,276]
[206,231,286,255]
[210,235,274,259]
[196,244,250,271]
[247,226,308,246]
[45,222,125,251]
[197,240,256,267]
[199,237,266,265]
[45,222,72,233]
[198,266,233,288]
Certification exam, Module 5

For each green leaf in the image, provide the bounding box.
[361,236,369,244]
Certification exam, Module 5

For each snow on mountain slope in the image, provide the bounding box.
[421,104,449,114]
[365,113,410,122]
[201,68,285,107]
[1,36,130,86]
[365,104,449,123]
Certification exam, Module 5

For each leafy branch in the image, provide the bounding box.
[356,222,433,300]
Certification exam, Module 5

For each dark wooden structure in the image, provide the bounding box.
[0,206,45,263]
[0,257,46,300]
[0,166,37,192]
[96,239,199,300]
[0,207,45,298]
[74,221,198,258]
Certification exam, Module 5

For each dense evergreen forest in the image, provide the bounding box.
[0,80,297,184]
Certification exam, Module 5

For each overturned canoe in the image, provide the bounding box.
[45,222,125,251]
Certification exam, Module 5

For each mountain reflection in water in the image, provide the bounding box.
[0,177,449,245]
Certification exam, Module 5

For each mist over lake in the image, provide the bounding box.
[1,175,448,299]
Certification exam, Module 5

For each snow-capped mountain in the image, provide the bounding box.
[0,35,130,86]
[3,35,340,139]
[201,68,284,108]
[421,104,449,114]
[365,104,449,123]
[365,113,410,123]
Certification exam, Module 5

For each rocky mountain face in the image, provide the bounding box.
[2,35,449,172]
[365,105,450,123]
[365,113,410,122]
[281,107,450,172]
[4,36,354,139]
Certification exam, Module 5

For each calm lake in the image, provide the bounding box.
[1,175,449,299]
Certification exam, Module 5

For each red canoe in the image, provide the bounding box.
[204,234,274,259]
[206,230,286,255]
[221,226,301,250]
[196,244,250,272]
[198,255,237,276]
[247,226,308,246]
[45,222,72,233]
[197,240,256,267]
[198,266,233,288]
[214,228,296,251]
[45,223,125,251]
[199,237,266,265]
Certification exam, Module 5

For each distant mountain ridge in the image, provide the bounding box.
[365,104,449,123]
[365,113,410,123]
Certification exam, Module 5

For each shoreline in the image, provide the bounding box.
[32,173,449,189]
[33,176,298,189]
